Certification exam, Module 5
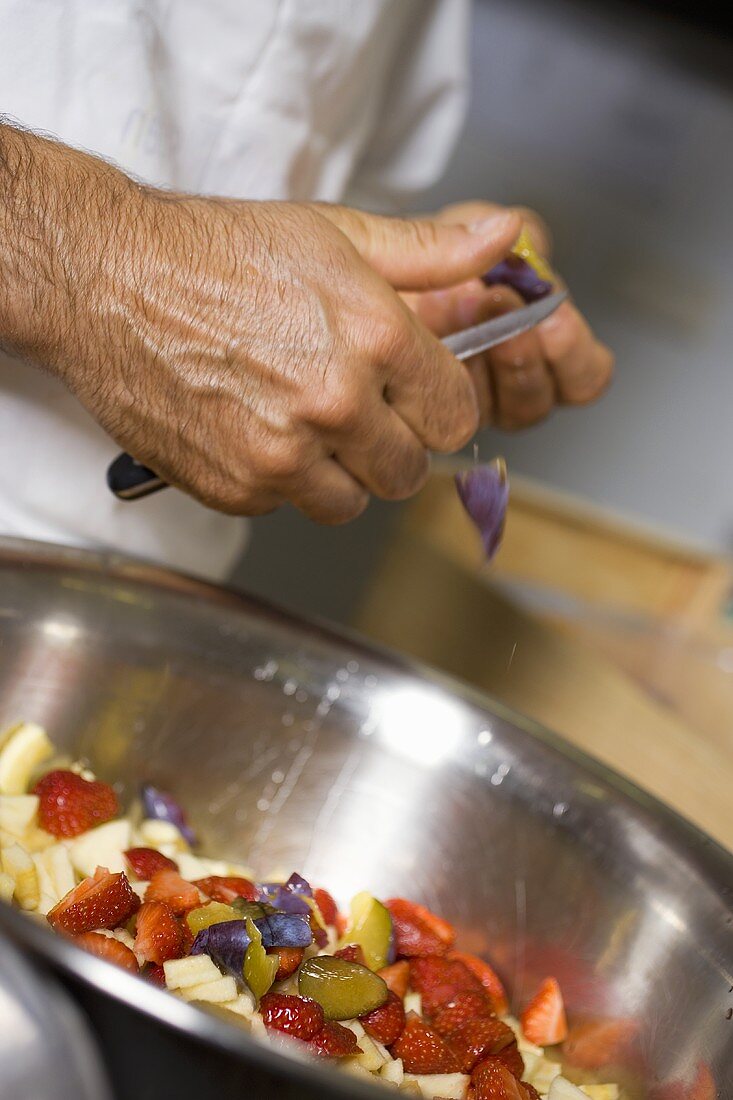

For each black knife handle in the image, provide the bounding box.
[107,452,167,500]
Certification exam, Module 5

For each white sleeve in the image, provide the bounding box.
[344,0,471,214]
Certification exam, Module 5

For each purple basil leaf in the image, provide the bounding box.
[257,874,312,916]
[482,256,552,303]
[285,872,313,898]
[254,913,313,949]
[191,920,251,979]
[455,458,509,561]
[140,783,197,847]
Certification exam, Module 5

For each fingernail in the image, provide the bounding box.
[468,211,519,237]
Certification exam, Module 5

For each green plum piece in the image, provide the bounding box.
[243,916,278,1000]
[186,902,238,935]
[339,891,393,971]
[298,956,388,1020]
[231,899,276,921]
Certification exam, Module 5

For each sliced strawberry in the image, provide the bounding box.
[389,1014,460,1074]
[448,950,509,1015]
[145,963,167,986]
[360,990,406,1046]
[433,990,496,1036]
[33,769,118,838]
[269,946,305,982]
[74,931,139,973]
[193,875,258,904]
[334,943,366,965]
[124,847,178,880]
[448,1017,517,1074]
[134,900,185,964]
[520,977,567,1046]
[378,960,410,999]
[310,1021,362,1057]
[494,1043,525,1080]
[47,867,140,935]
[260,993,324,1041]
[145,869,201,915]
[334,911,349,937]
[471,1058,529,1100]
[562,1017,638,1070]
[409,955,484,1016]
[313,887,339,927]
[385,898,456,958]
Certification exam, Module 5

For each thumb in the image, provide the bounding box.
[315,204,522,291]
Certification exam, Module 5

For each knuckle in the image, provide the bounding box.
[308,377,364,434]
[251,435,305,481]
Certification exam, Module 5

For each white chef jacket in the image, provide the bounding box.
[0,0,469,579]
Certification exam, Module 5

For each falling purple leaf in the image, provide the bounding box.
[482,256,552,303]
[141,783,197,846]
[455,457,509,562]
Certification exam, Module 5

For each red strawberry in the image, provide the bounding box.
[448,951,509,1015]
[270,946,305,981]
[313,887,339,927]
[471,1058,529,1100]
[494,1043,525,1080]
[448,1017,517,1074]
[145,963,167,985]
[409,955,484,1016]
[47,867,140,935]
[378,960,410,999]
[385,898,456,958]
[520,977,567,1046]
[145,869,201,915]
[134,900,185,964]
[562,1017,638,1070]
[74,931,139,973]
[389,1014,460,1074]
[124,847,178,880]
[260,993,324,1041]
[193,875,258,904]
[33,769,118,838]
[334,943,366,965]
[310,1021,362,1057]
[360,990,406,1046]
[334,911,349,937]
[433,990,496,1036]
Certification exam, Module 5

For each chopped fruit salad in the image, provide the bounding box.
[0,722,622,1100]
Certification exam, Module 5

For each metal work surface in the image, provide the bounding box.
[0,537,730,1098]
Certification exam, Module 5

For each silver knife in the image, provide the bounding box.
[106,290,567,500]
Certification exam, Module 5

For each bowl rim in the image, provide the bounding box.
[0,534,731,1097]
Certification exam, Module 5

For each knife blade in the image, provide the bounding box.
[106,290,567,501]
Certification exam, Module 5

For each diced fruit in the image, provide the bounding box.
[405,1072,470,1099]
[260,992,324,1040]
[340,891,393,971]
[186,902,239,935]
[313,886,338,926]
[334,943,366,965]
[270,946,305,981]
[68,819,131,878]
[163,953,221,990]
[520,978,568,1047]
[194,875,258,904]
[137,818,188,851]
[310,1021,362,1057]
[447,1017,517,1074]
[390,1014,460,1075]
[243,916,278,1000]
[472,1058,530,1100]
[385,898,455,958]
[0,723,52,795]
[145,869,201,914]
[378,959,410,999]
[298,955,389,1020]
[360,990,406,1046]
[179,975,239,1004]
[2,842,39,909]
[0,870,14,902]
[145,963,167,985]
[409,956,484,1016]
[134,900,186,964]
[493,1044,525,1080]
[0,794,39,837]
[433,990,496,1036]
[33,769,118,838]
[47,867,139,934]
[74,930,139,973]
[124,847,177,880]
[448,951,509,1015]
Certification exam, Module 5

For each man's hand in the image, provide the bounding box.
[0,125,522,522]
[401,201,614,429]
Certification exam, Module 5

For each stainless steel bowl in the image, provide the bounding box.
[0,537,730,1099]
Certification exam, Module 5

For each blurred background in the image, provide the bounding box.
[232,0,733,842]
